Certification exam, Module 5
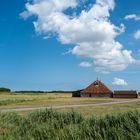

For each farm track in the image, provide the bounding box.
[0,99,140,113]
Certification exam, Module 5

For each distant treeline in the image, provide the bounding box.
[14,91,47,93]
[48,90,73,93]
[14,90,73,93]
[0,88,11,92]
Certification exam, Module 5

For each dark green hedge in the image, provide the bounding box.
[0,88,11,92]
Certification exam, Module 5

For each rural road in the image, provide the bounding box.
[0,99,140,113]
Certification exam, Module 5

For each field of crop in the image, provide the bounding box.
[0,109,140,140]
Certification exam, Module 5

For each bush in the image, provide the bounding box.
[0,88,11,92]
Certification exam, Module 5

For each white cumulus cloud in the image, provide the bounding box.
[79,61,92,68]
[112,77,128,86]
[134,30,140,39]
[125,14,140,40]
[21,0,134,73]
[125,14,140,21]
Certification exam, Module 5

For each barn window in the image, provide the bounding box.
[94,82,99,87]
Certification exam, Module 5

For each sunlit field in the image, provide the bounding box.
[0,92,139,116]
[0,93,140,139]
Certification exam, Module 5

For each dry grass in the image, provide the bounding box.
[58,101,140,117]
[0,92,127,109]
[0,92,139,117]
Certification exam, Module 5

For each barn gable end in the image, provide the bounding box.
[80,80,113,97]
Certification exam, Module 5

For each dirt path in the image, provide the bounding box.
[0,99,140,113]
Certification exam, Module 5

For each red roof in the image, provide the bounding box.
[81,80,113,94]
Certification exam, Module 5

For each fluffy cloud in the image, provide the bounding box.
[79,62,92,68]
[21,0,134,73]
[125,14,140,21]
[134,30,140,39]
[125,14,140,40]
[112,77,128,86]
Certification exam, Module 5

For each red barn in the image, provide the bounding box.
[80,80,113,97]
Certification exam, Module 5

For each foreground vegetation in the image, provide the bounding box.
[0,109,140,140]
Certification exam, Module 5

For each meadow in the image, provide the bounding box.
[0,92,140,139]
[0,92,139,116]
[0,92,125,109]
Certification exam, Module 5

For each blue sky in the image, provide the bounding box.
[0,0,140,91]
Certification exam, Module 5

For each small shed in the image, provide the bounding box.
[72,89,83,97]
[80,80,113,97]
[113,90,138,98]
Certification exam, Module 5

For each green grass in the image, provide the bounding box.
[0,93,139,139]
[0,109,140,140]
[0,99,36,106]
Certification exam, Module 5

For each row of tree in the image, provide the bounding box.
[14,90,73,93]
[0,88,73,93]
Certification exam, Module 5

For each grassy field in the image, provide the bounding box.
[0,92,139,116]
[0,92,129,109]
[0,109,140,140]
[58,101,140,116]
[0,93,140,139]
